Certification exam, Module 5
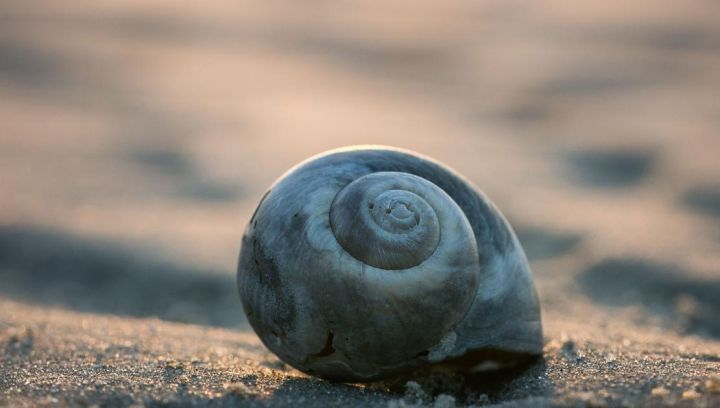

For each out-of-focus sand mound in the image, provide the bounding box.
[1,0,719,406]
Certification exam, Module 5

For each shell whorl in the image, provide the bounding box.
[330,172,442,270]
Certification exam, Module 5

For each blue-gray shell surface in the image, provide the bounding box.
[237,146,542,382]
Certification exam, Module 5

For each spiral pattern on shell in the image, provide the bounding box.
[330,172,450,270]
[237,146,543,382]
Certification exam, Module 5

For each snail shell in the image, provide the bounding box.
[237,146,542,382]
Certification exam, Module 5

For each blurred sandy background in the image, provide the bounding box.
[1,1,720,406]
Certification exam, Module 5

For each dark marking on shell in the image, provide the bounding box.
[312,331,336,358]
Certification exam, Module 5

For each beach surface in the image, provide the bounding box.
[1,1,719,406]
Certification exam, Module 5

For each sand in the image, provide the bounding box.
[2,299,719,407]
[1,0,720,406]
